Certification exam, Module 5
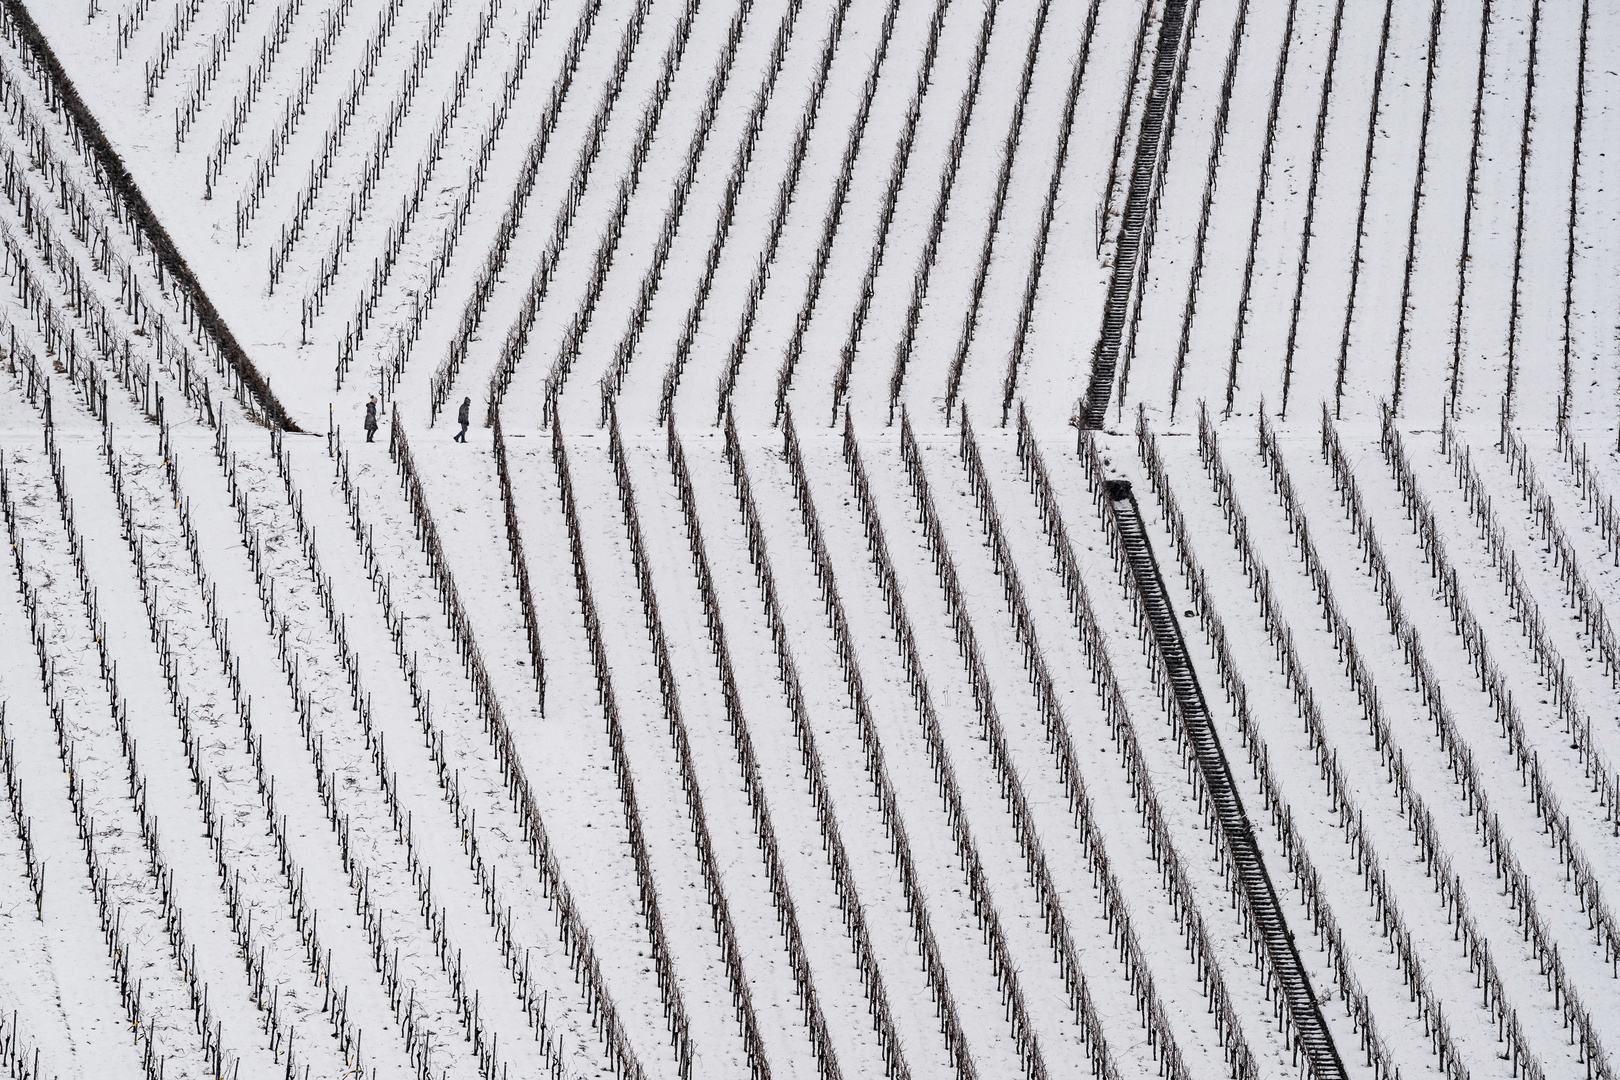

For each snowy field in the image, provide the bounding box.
[0,0,1615,1078]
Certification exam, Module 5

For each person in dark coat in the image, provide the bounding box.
[364,396,378,442]
[454,396,471,443]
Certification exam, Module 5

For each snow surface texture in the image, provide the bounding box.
[0,0,1614,1078]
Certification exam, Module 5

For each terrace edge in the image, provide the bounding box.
[3,0,300,431]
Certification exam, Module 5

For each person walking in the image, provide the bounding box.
[454,396,471,443]
[364,395,378,443]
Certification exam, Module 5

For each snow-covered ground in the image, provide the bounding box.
[0,0,1614,1078]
